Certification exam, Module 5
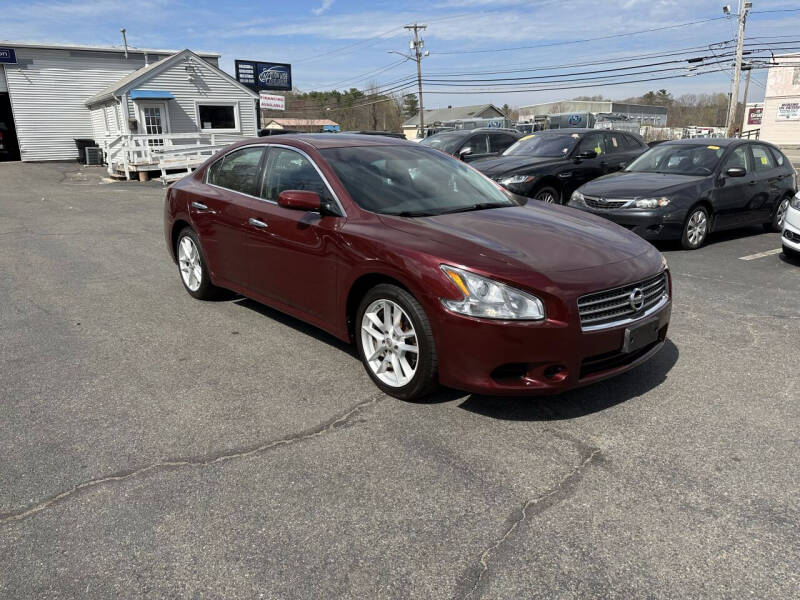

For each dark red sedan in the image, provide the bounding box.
[164,134,671,400]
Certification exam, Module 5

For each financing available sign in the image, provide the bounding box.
[235,60,292,91]
[776,102,800,121]
[259,93,285,111]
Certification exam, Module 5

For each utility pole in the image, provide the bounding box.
[726,0,751,137]
[405,24,427,137]
[741,63,752,124]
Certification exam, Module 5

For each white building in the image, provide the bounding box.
[759,53,800,147]
[0,41,259,174]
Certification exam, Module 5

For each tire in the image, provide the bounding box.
[764,197,790,233]
[533,186,561,204]
[681,206,710,250]
[783,244,800,260]
[355,284,438,400]
[175,227,220,300]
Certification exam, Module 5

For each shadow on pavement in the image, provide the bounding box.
[456,338,679,421]
[652,225,774,252]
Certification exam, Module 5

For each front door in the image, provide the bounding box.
[138,102,169,147]
[714,144,758,229]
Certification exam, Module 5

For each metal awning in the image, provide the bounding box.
[130,89,174,100]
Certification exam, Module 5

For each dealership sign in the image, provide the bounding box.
[0,48,17,64]
[259,93,285,111]
[235,60,292,91]
[747,107,762,125]
[777,102,800,121]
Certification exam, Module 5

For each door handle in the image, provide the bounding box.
[191,201,215,213]
[248,217,268,229]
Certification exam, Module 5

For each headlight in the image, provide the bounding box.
[790,193,800,210]
[499,175,535,186]
[571,190,585,204]
[440,265,545,320]
[634,197,671,209]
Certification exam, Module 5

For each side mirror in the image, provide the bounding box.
[277,190,322,212]
[458,147,473,160]
[575,150,598,160]
[725,167,746,178]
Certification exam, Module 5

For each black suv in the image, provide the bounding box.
[568,139,797,249]
[471,128,648,204]
[419,128,522,162]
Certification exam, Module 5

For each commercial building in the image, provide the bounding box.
[402,104,505,139]
[758,53,800,147]
[0,41,258,169]
[518,100,668,129]
[262,118,340,133]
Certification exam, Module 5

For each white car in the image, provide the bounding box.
[783,192,800,260]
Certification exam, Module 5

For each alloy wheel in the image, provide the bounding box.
[777,198,789,229]
[360,299,419,388]
[178,236,202,292]
[687,210,707,247]
[537,191,557,203]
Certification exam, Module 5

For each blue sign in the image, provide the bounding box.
[567,114,583,126]
[0,48,17,64]
[235,60,292,91]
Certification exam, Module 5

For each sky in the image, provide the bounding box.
[2,0,800,109]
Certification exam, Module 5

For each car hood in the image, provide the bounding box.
[378,204,662,296]
[471,155,563,178]
[581,171,706,197]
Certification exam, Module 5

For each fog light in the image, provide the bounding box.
[543,365,568,381]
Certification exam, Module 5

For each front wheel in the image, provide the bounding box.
[356,284,438,400]
[534,186,561,204]
[681,206,709,250]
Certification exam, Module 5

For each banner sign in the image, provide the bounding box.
[259,93,285,111]
[747,107,762,125]
[0,48,17,64]
[777,102,800,121]
[236,60,292,91]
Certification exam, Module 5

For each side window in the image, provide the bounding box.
[465,134,489,154]
[577,133,604,156]
[722,146,751,173]
[489,133,518,153]
[750,144,776,172]
[263,148,329,201]
[620,135,644,151]
[769,147,786,167]
[207,147,265,196]
[603,133,623,154]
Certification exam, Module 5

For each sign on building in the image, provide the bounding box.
[260,93,285,111]
[747,107,763,125]
[236,60,292,91]
[776,102,800,121]
[0,48,17,64]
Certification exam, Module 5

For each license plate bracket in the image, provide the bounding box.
[623,319,660,354]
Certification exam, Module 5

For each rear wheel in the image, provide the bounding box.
[534,186,561,204]
[765,197,790,232]
[356,284,438,400]
[176,227,220,300]
[681,206,709,250]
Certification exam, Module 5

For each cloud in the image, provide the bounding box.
[312,0,334,16]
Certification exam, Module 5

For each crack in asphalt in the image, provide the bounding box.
[0,394,384,526]
[460,431,603,600]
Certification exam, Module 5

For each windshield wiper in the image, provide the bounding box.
[391,203,510,218]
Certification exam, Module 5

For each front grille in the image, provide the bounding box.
[583,195,631,210]
[784,228,800,243]
[577,272,668,329]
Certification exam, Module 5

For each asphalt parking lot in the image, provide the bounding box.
[1,161,799,599]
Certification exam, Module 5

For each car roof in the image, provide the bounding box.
[659,138,744,147]
[251,133,416,149]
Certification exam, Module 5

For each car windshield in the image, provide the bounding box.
[320,145,515,217]
[419,132,467,154]
[626,143,724,176]
[503,133,579,157]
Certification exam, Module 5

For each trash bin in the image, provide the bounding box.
[74,138,97,164]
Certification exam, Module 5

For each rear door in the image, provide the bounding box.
[600,132,630,174]
[749,143,782,223]
[195,146,267,287]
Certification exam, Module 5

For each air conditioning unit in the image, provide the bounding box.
[85,146,104,166]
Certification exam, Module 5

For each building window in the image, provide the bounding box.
[197,103,239,132]
[794,67,800,86]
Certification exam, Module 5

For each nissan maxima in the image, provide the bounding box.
[165,134,671,400]
[568,139,796,249]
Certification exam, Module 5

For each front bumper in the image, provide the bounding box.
[783,204,800,252]
[567,201,685,241]
[433,295,672,396]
